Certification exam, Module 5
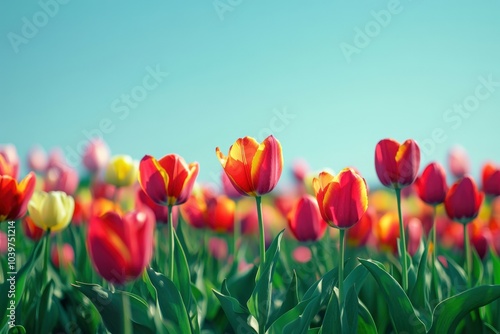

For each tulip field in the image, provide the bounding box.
[1,136,500,334]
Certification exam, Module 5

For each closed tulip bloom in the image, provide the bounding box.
[22,216,45,241]
[0,144,19,179]
[87,209,154,284]
[216,135,283,196]
[287,194,327,242]
[448,146,470,179]
[415,162,448,205]
[83,139,110,173]
[206,195,235,233]
[0,172,36,222]
[27,145,48,173]
[139,154,199,206]
[28,191,75,232]
[375,139,420,189]
[482,163,500,197]
[44,163,79,195]
[105,155,138,187]
[137,189,178,226]
[313,168,368,229]
[445,176,484,224]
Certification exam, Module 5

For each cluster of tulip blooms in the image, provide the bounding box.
[0,136,499,333]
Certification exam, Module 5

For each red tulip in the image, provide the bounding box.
[287,195,327,242]
[0,232,7,254]
[139,154,199,206]
[347,210,373,247]
[445,176,484,224]
[407,218,423,256]
[482,162,500,197]
[0,144,19,179]
[87,209,154,284]
[448,146,470,179]
[208,237,228,260]
[216,135,283,197]
[375,139,420,189]
[206,195,235,233]
[91,180,116,200]
[292,246,312,263]
[313,168,368,229]
[83,139,110,173]
[180,186,214,229]
[221,172,243,199]
[22,216,45,241]
[44,162,79,195]
[51,243,75,268]
[137,188,179,226]
[0,172,36,222]
[415,162,448,205]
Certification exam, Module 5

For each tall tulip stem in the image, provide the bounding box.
[43,229,51,286]
[168,205,174,281]
[233,213,240,264]
[463,224,472,286]
[122,290,132,334]
[395,188,408,292]
[255,196,265,276]
[338,228,345,311]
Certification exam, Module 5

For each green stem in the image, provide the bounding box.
[338,229,345,312]
[233,213,240,264]
[42,229,51,286]
[395,188,408,292]
[168,205,174,281]
[464,223,472,286]
[255,196,265,277]
[430,205,440,302]
[122,290,132,334]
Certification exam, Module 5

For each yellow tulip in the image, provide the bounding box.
[28,191,74,232]
[104,155,138,187]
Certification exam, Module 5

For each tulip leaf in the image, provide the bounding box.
[212,282,257,334]
[226,263,258,306]
[318,288,340,334]
[492,250,500,285]
[268,266,339,334]
[146,268,193,334]
[357,301,377,334]
[7,326,26,334]
[443,257,467,293]
[73,281,156,334]
[342,284,358,334]
[343,264,368,301]
[173,230,192,308]
[36,280,58,334]
[429,285,500,334]
[359,258,427,334]
[471,248,483,287]
[247,230,284,331]
[268,269,299,326]
[409,241,431,329]
[0,237,44,328]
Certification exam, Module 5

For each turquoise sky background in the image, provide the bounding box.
[1,1,499,188]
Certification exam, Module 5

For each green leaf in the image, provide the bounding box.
[173,230,192,308]
[73,282,155,334]
[212,285,257,334]
[492,250,500,285]
[226,264,258,305]
[0,239,44,327]
[443,257,467,293]
[7,326,26,334]
[146,267,192,334]
[319,289,340,334]
[267,270,299,327]
[357,301,377,334]
[342,285,358,334]
[343,264,368,301]
[471,248,483,286]
[359,258,427,333]
[429,285,500,334]
[409,241,431,329]
[36,280,58,334]
[247,230,284,331]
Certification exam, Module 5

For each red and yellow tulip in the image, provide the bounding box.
[375,138,420,189]
[0,172,36,222]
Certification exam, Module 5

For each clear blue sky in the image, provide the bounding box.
[1,0,499,187]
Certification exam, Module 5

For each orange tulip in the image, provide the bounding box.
[482,162,500,197]
[206,195,235,233]
[139,154,199,206]
[313,168,368,229]
[375,138,420,189]
[0,172,36,222]
[216,135,283,196]
[375,212,400,254]
[445,176,483,224]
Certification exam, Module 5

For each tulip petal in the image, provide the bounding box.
[396,140,420,186]
[139,155,170,205]
[251,135,283,195]
[375,139,400,188]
